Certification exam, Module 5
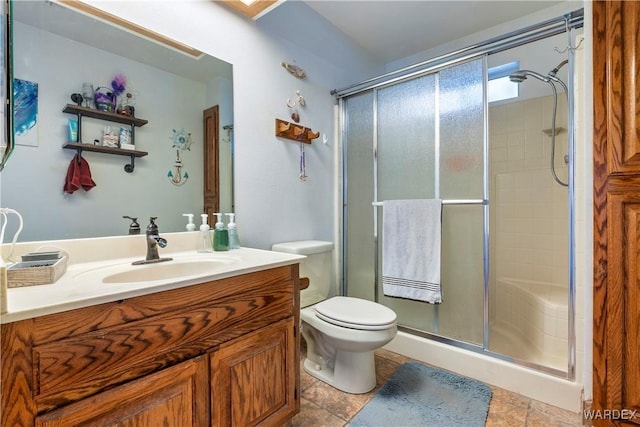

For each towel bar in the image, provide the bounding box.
[372,199,486,206]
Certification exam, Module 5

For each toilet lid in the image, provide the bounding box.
[314,296,397,331]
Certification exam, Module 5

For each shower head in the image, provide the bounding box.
[509,70,550,84]
[508,71,527,83]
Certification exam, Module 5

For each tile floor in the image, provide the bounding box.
[291,346,584,427]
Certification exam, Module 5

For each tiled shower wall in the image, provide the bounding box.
[489,95,569,292]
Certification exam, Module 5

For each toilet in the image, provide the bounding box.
[271,240,397,394]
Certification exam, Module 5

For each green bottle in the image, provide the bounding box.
[213,212,229,251]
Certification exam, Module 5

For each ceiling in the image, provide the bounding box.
[15,1,571,83]
[302,1,567,64]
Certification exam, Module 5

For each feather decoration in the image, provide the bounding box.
[111,74,127,96]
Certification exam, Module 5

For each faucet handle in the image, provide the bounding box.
[147,217,159,234]
[123,216,140,235]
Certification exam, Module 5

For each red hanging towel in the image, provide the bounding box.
[78,155,96,191]
[63,153,81,194]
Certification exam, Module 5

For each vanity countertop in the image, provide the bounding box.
[2,244,305,324]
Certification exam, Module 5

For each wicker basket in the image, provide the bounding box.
[7,256,68,288]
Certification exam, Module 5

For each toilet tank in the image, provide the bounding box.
[271,240,334,308]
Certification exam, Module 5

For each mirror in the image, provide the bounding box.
[2,0,234,242]
[1,0,13,171]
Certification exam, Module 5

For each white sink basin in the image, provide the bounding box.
[74,256,239,284]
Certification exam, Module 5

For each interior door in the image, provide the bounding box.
[204,105,220,221]
[593,1,640,424]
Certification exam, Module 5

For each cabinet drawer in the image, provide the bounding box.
[35,356,209,426]
[33,280,294,411]
[32,266,295,344]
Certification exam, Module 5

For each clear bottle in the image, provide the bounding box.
[182,213,196,231]
[213,213,229,251]
[225,213,240,249]
[198,213,212,252]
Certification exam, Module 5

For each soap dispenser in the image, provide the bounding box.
[213,213,229,251]
[182,214,196,231]
[198,214,212,252]
[225,213,240,249]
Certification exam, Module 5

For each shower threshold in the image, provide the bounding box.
[396,325,569,379]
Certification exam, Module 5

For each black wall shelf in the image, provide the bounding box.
[63,104,148,127]
[62,143,148,173]
[63,104,148,173]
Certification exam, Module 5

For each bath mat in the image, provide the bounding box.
[350,362,492,427]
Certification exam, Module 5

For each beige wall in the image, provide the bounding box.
[489,95,569,287]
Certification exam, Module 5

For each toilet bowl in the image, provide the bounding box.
[271,240,398,394]
[301,296,397,393]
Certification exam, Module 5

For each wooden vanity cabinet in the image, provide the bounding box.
[1,265,301,427]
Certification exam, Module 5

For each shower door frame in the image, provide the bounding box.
[338,10,583,380]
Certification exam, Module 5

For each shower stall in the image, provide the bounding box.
[337,10,583,379]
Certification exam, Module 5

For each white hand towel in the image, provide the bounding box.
[382,199,443,304]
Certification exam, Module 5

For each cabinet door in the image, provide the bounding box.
[211,317,298,427]
[35,356,209,427]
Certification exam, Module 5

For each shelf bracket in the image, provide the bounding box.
[124,155,136,173]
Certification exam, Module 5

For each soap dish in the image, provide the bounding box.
[7,256,68,288]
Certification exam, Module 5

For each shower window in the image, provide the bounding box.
[487,61,520,103]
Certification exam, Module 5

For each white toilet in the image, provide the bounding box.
[271,240,397,394]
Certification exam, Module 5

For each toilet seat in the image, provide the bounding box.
[314,296,397,331]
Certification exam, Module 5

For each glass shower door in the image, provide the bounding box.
[344,91,376,301]
[345,58,486,346]
[375,74,439,335]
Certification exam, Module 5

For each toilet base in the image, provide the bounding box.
[303,349,376,394]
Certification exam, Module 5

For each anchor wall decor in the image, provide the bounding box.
[167,149,189,186]
[167,128,192,186]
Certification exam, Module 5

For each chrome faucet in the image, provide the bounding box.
[132,217,173,265]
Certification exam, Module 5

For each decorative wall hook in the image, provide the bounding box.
[275,118,319,144]
[554,37,584,54]
[293,125,305,138]
[287,94,300,123]
[276,120,292,134]
[554,17,584,54]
